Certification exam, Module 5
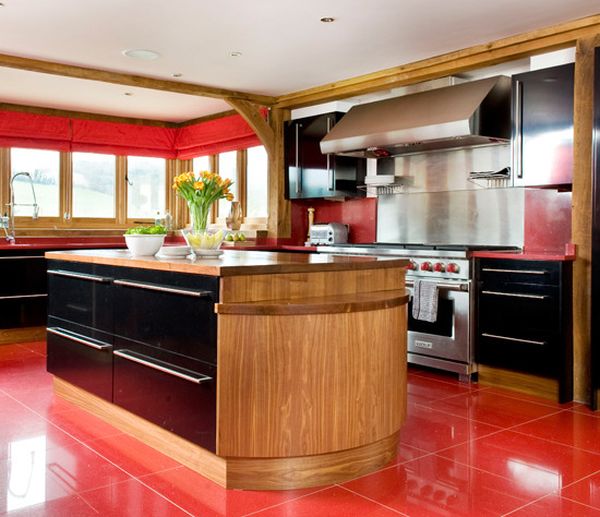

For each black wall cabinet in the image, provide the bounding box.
[285,112,366,199]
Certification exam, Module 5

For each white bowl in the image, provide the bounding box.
[124,234,166,256]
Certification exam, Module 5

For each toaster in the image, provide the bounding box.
[309,223,349,245]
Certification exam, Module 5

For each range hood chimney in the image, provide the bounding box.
[320,76,511,158]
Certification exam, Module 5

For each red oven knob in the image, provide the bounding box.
[406,260,417,271]
[420,261,432,271]
[433,262,445,272]
[446,263,460,274]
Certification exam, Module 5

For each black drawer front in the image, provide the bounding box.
[46,326,113,401]
[47,261,114,333]
[112,267,218,365]
[113,338,216,451]
[47,316,114,345]
[478,333,558,377]
[478,259,561,287]
[0,295,47,329]
[0,254,47,296]
[479,290,559,335]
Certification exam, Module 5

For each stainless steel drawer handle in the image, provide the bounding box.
[482,332,546,346]
[48,269,113,283]
[0,293,47,300]
[0,256,45,260]
[114,279,212,298]
[481,290,548,300]
[47,327,112,351]
[481,268,547,275]
[405,280,469,292]
[114,349,212,384]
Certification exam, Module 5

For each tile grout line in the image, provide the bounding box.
[240,486,333,517]
[335,485,408,516]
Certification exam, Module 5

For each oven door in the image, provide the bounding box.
[406,280,472,365]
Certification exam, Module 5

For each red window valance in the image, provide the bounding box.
[0,111,71,151]
[71,119,176,159]
[0,108,267,159]
[174,111,265,159]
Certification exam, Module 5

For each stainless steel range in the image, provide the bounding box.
[318,243,515,381]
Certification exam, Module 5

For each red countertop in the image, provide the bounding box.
[0,236,318,253]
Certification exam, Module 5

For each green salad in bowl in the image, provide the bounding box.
[124,225,167,256]
[125,225,167,235]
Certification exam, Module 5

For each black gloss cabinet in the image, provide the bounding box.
[0,251,47,329]
[476,258,573,402]
[285,112,366,199]
[46,260,219,449]
[512,63,574,187]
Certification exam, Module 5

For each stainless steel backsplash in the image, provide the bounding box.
[376,146,525,246]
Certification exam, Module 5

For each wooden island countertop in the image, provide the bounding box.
[45,247,408,276]
[45,248,410,490]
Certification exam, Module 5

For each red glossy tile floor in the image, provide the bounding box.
[2,342,600,516]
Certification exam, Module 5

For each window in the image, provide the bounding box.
[217,151,238,217]
[192,155,211,173]
[72,152,116,218]
[246,146,268,219]
[126,156,166,219]
[10,148,60,217]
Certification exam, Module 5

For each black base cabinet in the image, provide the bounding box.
[0,251,48,329]
[46,260,219,449]
[476,258,573,402]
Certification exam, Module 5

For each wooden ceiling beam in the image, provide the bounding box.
[274,13,600,109]
[0,52,276,106]
[226,98,275,156]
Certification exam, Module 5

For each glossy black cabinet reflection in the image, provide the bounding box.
[0,251,47,329]
[285,112,366,199]
[512,63,574,187]
[476,258,573,402]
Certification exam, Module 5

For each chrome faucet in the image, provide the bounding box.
[1,172,40,243]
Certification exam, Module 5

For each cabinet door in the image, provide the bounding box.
[46,326,113,401]
[113,338,216,451]
[0,254,47,329]
[112,267,218,365]
[285,113,365,199]
[513,64,574,187]
[47,262,114,333]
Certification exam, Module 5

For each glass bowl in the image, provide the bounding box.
[181,228,227,257]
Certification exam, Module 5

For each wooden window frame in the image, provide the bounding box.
[124,155,168,225]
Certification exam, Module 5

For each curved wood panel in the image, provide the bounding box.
[215,289,409,315]
[217,305,407,457]
[226,431,399,490]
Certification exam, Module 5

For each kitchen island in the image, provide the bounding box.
[45,249,409,490]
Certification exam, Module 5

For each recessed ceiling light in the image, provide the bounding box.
[229,51,243,57]
[171,73,183,78]
[124,92,134,96]
[320,17,335,23]
[122,49,161,61]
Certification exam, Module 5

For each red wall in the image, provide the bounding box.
[524,190,572,253]
[290,198,377,244]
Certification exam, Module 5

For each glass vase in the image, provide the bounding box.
[182,201,226,256]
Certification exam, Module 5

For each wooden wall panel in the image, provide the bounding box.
[217,306,407,457]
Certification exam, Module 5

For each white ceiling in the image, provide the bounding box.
[0,0,598,122]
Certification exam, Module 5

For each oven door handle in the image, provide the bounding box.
[405,279,469,292]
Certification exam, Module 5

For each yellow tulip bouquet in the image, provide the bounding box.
[172,170,234,251]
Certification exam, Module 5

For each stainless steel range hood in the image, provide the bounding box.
[320,76,511,158]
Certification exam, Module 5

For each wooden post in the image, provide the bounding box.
[267,108,291,239]
[572,35,600,402]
